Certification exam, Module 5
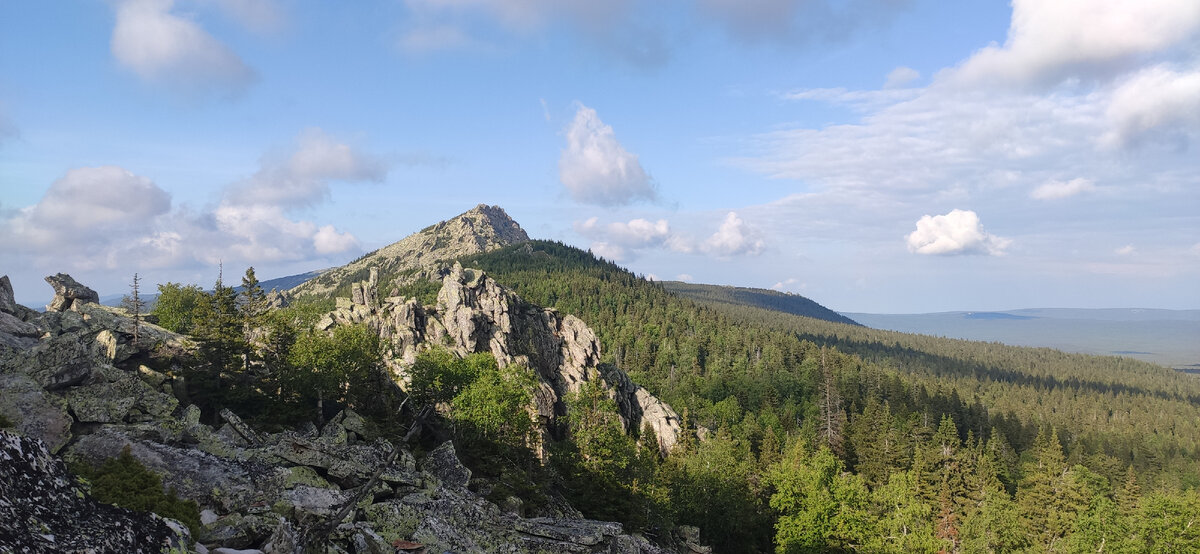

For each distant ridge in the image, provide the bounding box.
[659,281,859,327]
[288,204,529,299]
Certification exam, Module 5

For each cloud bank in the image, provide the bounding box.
[1,129,384,273]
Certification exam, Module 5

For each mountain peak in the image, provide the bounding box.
[289,204,529,299]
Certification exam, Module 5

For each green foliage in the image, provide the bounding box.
[393,278,441,306]
[767,440,871,553]
[554,381,667,531]
[285,324,385,423]
[449,359,538,454]
[409,348,492,407]
[0,414,12,428]
[151,282,206,334]
[73,446,201,536]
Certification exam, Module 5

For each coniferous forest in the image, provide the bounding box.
[137,241,1200,553]
[458,240,1200,552]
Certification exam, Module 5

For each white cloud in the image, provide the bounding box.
[111,0,255,95]
[946,0,1200,88]
[1103,65,1200,148]
[559,104,656,206]
[884,66,920,89]
[1,130,384,274]
[589,242,626,261]
[1031,178,1096,200]
[575,216,688,261]
[231,128,386,209]
[5,166,171,253]
[771,277,801,291]
[1115,245,1136,256]
[676,273,694,282]
[703,212,765,257]
[906,209,1010,256]
[575,217,671,247]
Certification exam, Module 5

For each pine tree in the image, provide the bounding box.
[1017,427,1082,552]
[239,266,268,372]
[817,347,845,457]
[120,273,144,346]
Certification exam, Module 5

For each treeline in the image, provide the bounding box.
[459,240,1200,551]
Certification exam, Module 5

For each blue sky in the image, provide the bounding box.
[2,0,1198,313]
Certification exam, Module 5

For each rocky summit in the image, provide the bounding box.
[289,204,530,300]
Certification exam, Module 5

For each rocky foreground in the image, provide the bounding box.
[0,272,706,553]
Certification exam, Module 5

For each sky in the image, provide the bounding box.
[2,0,1198,313]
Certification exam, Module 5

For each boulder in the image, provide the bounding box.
[422,441,470,491]
[44,273,99,312]
[0,430,188,553]
[68,428,287,513]
[0,372,73,453]
[0,310,40,349]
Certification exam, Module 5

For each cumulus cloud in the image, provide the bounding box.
[1031,178,1096,200]
[211,129,384,261]
[1102,65,1200,148]
[884,66,920,89]
[946,0,1200,88]
[111,0,255,95]
[1,130,384,274]
[676,273,694,282]
[906,209,1010,256]
[703,212,765,257]
[559,105,656,206]
[5,166,172,254]
[230,128,387,209]
[574,216,689,261]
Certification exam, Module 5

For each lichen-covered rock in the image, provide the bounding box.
[44,272,100,312]
[425,441,471,490]
[0,372,72,453]
[66,370,179,423]
[0,310,40,348]
[0,430,189,553]
[68,428,287,513]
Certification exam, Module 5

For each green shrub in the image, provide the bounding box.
[73,446,201,535]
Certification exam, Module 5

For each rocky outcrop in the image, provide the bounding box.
[0,430,189,553]
[318,262,683,455]
[45,272,100,312]
[1,274,695,553]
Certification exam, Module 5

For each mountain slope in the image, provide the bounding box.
[659,281,860,326]
[289,204,528,299]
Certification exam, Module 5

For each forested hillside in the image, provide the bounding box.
[659,281,860,326]
[461,240,1200,552]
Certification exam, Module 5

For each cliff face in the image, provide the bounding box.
[0,274,689,553]
[317,262,683,456]
[290,204,530,299]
